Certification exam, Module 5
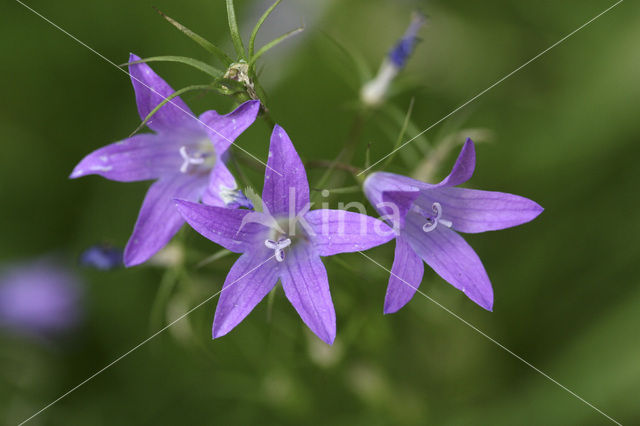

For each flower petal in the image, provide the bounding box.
[70,133,183,182]
[437,138,475,187]
[383,237,424,314]
[280,244,336,344]
[200,161,238,207]
[262,125,310,216]
[124,174,207,266]
[129,53,197,133]
[415,187,543,234]
[304,209,394,256]
[364,171,423,214]
[174,199,266,252]
[199,100,260,154]
[404,210,493,311]
[212,250,279,339]
[380,190,419,230]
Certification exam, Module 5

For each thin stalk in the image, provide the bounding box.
[381,97,415,170]
[149,267,182,330]
[312,110,368,204]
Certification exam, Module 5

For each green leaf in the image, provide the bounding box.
[323,186,361,195]
[226,0,246,58]
[364,142,372,170]
[129,84,214,136]
[249,26,304,67]
[153,7,232,65]
[382,102,432,156]
[381,97,415,169]
[249,0,281,58]
[124,56,223,78]
[318,31,372,86]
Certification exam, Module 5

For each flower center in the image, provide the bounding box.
[179,143,215,174]
[417,202,452,233]
[264,237,292,262]
[179,146,205,173]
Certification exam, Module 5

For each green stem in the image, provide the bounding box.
[312,110,368,203]
[149,267,182,330]
[319,185,361,195]
[380,97,415,170]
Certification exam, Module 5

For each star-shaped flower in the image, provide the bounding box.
[70,53,260,266]
[364,139,543,313]
[175,125,394,344]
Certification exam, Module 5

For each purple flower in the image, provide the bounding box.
[0,260,82,338]
[80,244,123,270]
[175,125,393,344]
[361,12,426,106]
[388,12,426,69]
[70,53,260,267]
[364,139,543,313]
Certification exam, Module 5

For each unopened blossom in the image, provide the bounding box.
[70,53,260,266]
[80,244,123,270]
[364,139,543,313]
[175,125,393,344]
[361,12,426,106]
[0,260,82,338]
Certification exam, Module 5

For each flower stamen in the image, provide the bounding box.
[179,146,206,173]
[264,238,291,262]
[419,202,452,232]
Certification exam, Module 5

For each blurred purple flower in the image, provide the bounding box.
[80,244,123,270]
[364,139,543,313]
[0,260,82,338]
[388,12,426,68]
[175,126,393,344]
[70,53,260,267]
[361,12,425,106]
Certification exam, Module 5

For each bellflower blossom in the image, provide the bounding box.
[364,139,543,313]
[361,12,426,106]
[70,54,260,266]
[175,125,393,344]
[0,260,82,339]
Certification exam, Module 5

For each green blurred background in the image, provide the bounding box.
[1,0,639,424]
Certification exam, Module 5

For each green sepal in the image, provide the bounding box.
[226,0,246,59]
[129,84,215,137]
[153,7,233,65]
[249,26,304,68]
[249,0,282,58]
[244,186,263,213]
[124,56,223,78]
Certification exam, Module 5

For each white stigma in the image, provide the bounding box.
[421,202,452,233]
[264,238,292,262]
[179,146,206,173]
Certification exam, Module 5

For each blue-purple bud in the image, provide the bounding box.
[388,12,426,69]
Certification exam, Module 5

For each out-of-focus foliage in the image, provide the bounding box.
[1,0,639,424]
